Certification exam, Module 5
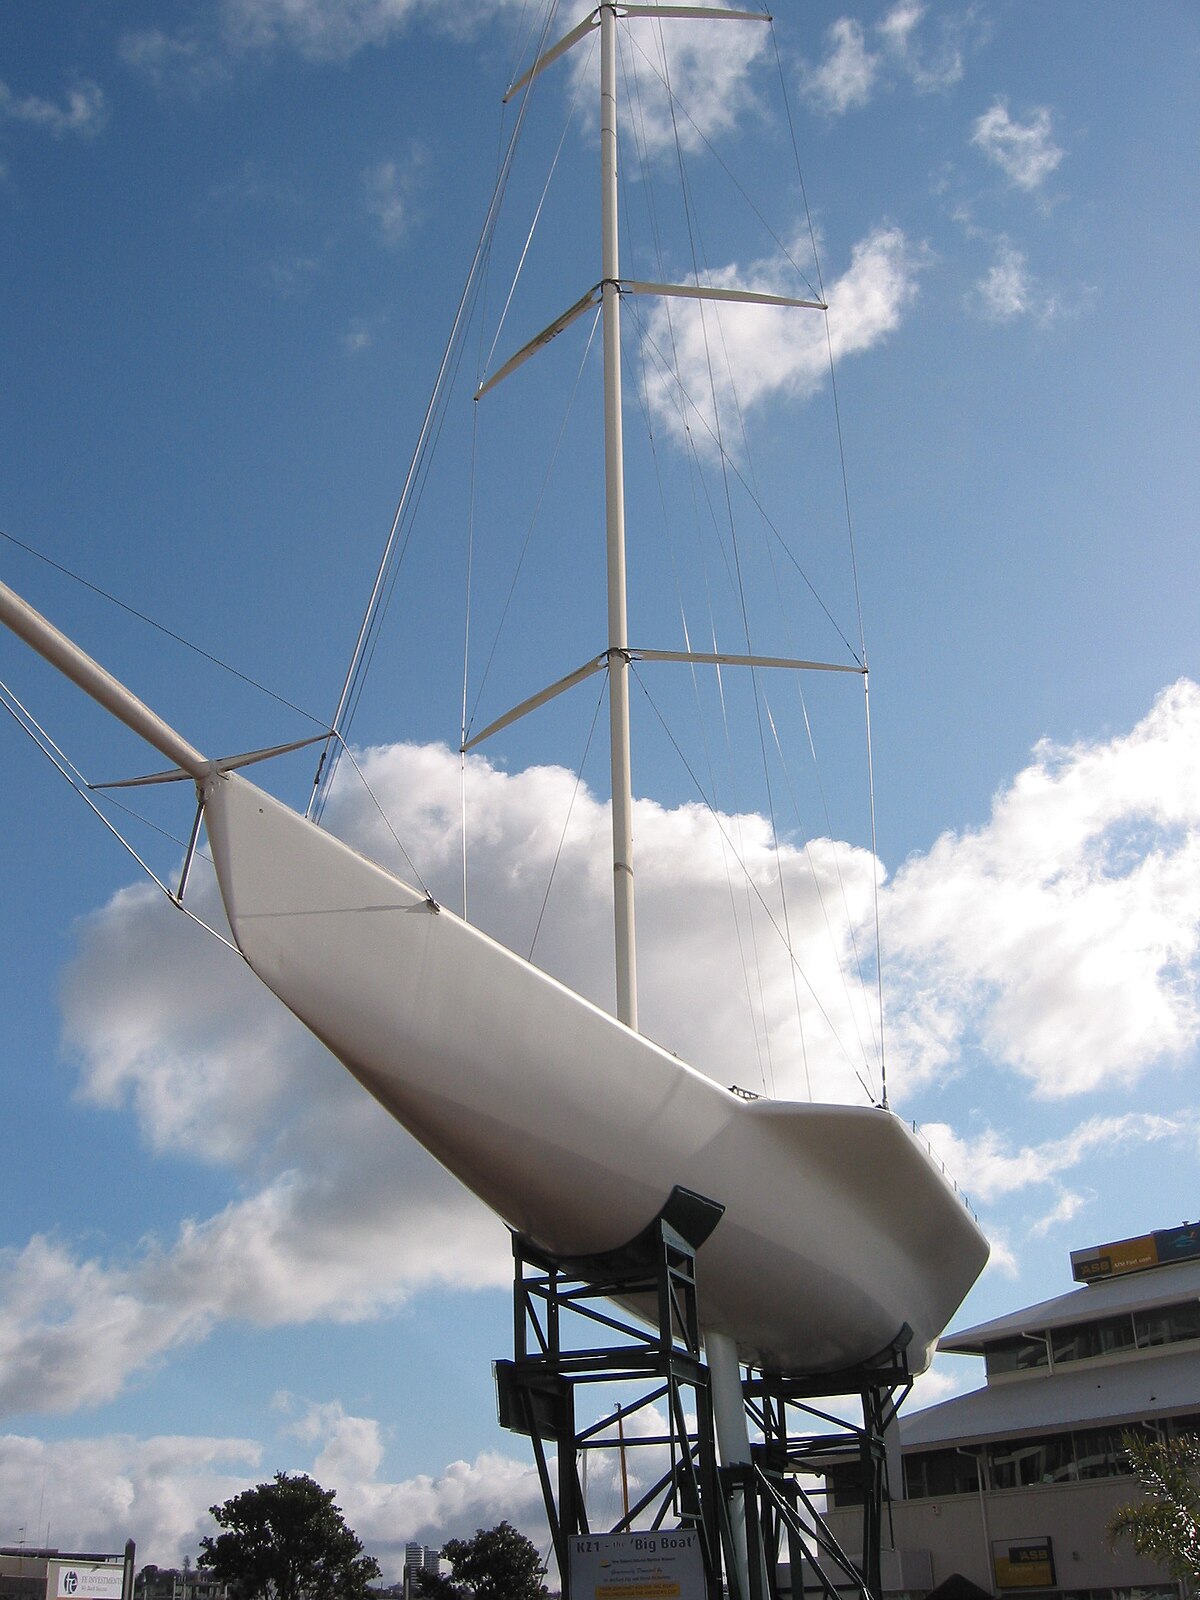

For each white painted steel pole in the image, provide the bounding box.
[599,1,638,1031]
[0,579,210,779]
[707,1328,756,1598]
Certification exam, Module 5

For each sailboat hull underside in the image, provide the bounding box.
[205,770,987,1377]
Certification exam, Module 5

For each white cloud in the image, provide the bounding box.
[639,224,924,443]
[565,9,769,157]
[970,237,1095,327]
[878,2,968,94]
[801,19,879,116]
[363,150,425,247]
[801,5,972,115]
[4,685,1199,1419]
[905,1354,974,1414]
[0,1432,261,1561]
[971,99,1063,191]
[884,681,1200,1096]
[1030,1187,1090,1238]
[0,1419,544,1577]
[973,237,1032,321]
[920,1112,1199,1207]
[118,30,231,94]
[219,0,429,62]
[273,1398,548,1572]
[118,1,497,92]
[344,319,373,353]
[0,78,107,138]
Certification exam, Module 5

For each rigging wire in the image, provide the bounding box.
[629,664,874,1105]
[772,17,888,1105]
[617,114,774,1097]
[615,14,883,1102]
[0,677,240,956]
[621,20,798,1097]
[620,23,821,301]
[655,23,810,1099]
[527,675,606,964]
[464,305,603,740]
[628,19,787,1094]
[623,310,863,660]
[308,0,563,824]
[0,527,326,726]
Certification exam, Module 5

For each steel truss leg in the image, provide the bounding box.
[494,1187,726,1600]
[494,1189,911,1600]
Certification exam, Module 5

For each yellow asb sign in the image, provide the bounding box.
[993,1539,1056,1589]
[1071,1221,1200,1283]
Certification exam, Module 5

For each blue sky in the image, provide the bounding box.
[1,0,1198,1578]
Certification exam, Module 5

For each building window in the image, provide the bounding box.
[985,1299,1200,1375]
[1051,1313,1136,1364]
[1134,1300,1200,1348]
[902,1448,981,1500]
[984,1336,1050,1377]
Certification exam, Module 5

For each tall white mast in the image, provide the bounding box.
[599,1,638,1031]
[480,4,810,1031]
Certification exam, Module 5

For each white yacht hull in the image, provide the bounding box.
[205,768,988,1377]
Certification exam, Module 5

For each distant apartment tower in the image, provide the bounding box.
[401,1544,439,1599]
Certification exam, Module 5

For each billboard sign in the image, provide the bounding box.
[568,1531,706,1600]
[54,1567,125,1600]
[1072,1221,1200,1283]
[992,1539,1056,1590]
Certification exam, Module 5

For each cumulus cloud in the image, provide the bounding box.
[119,2,769,157]
[1030,1187,1090,1238]
[4,684,1199,1419]
[800,19,879,116]
[877,2,970,94]
[884,681,1200,1096]
[922,1112,1199,1208]
[0,78,107,138]
[274,1396,551,1573]
[639,224,924,443]
[118,29,231,94]
[121,0,439,82]
[971,99,1063,191]
[563,8,769,157]
[363,149,425,247]
[970,238,1065,325]
[0,1431,261,1561]
[801,4,973,115]
[0,1417,544,1576]
[972,237,1033,321]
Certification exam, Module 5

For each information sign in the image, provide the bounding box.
[992,1538,1056,1590]
[54,1566,125,1600]
[568,1530,706,1600]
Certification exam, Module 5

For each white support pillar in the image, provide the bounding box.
[707,1328,755,1598]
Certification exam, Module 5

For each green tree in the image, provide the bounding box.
[416,1522,548,1600]
[198,1472,380,1600]
[1108,1433,1200,1583]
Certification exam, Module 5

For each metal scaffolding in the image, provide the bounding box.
[494,1186,912,1600]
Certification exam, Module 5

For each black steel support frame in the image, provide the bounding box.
[495,1195,912,1600]
[744,1351,912,1600]
[495,1194,728,1600]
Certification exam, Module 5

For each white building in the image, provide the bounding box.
[824,1223,1200,1600]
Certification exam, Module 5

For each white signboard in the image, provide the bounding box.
[569,1530,706,1600]
[55,1565,125,1600]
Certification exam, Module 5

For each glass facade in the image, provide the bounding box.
[983,1300,1200,1378]
[897,1415,1200,1502]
